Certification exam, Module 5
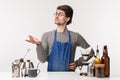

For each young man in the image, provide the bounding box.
[26,5,93,71]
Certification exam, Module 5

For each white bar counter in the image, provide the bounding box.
[1,72,120,80]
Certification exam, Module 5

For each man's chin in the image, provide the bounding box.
[55,22,61,25]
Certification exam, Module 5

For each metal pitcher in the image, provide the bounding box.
[22,60,34,77]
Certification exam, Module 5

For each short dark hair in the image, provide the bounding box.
[57,5,73,25]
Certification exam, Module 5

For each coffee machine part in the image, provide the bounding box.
[79,48,95,76]
[19,58,25,77]
[23,48,30,59]
[87,60,95,77]
[79,62,89,76]
[23,60,34,76]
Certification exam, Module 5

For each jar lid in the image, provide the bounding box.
[95,64,105,68]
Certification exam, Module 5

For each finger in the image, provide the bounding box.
[29,36,33,40]
[69,65,76,70]
[69,62,75,66]
[28,35,33,37]
[25,40,31,42]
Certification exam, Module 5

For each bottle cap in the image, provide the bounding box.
[104,45,107,49]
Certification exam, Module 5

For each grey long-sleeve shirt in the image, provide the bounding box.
[36,30,90,66]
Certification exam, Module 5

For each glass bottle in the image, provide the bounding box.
[95,45,101,64]
[101,45,110,77]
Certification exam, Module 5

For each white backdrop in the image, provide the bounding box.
[0,0,120,76]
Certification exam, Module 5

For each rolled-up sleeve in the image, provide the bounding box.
[77,33,90,49]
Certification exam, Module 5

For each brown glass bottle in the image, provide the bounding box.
[101,45,110,77]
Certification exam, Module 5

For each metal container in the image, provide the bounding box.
[87,65,95,77]
[23,60,34,77]
[12,59,20,77]
[12,59,34,77]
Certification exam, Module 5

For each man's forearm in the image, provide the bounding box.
[36,44,48,63]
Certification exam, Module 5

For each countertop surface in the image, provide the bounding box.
[1,72,120,80]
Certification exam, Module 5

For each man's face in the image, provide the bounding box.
[54,9,70,25]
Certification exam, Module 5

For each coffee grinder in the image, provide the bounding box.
[78,48,95,76]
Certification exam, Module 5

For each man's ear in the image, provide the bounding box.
[66,17,70,22]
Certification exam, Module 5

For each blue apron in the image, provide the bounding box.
[48,30,74,71]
